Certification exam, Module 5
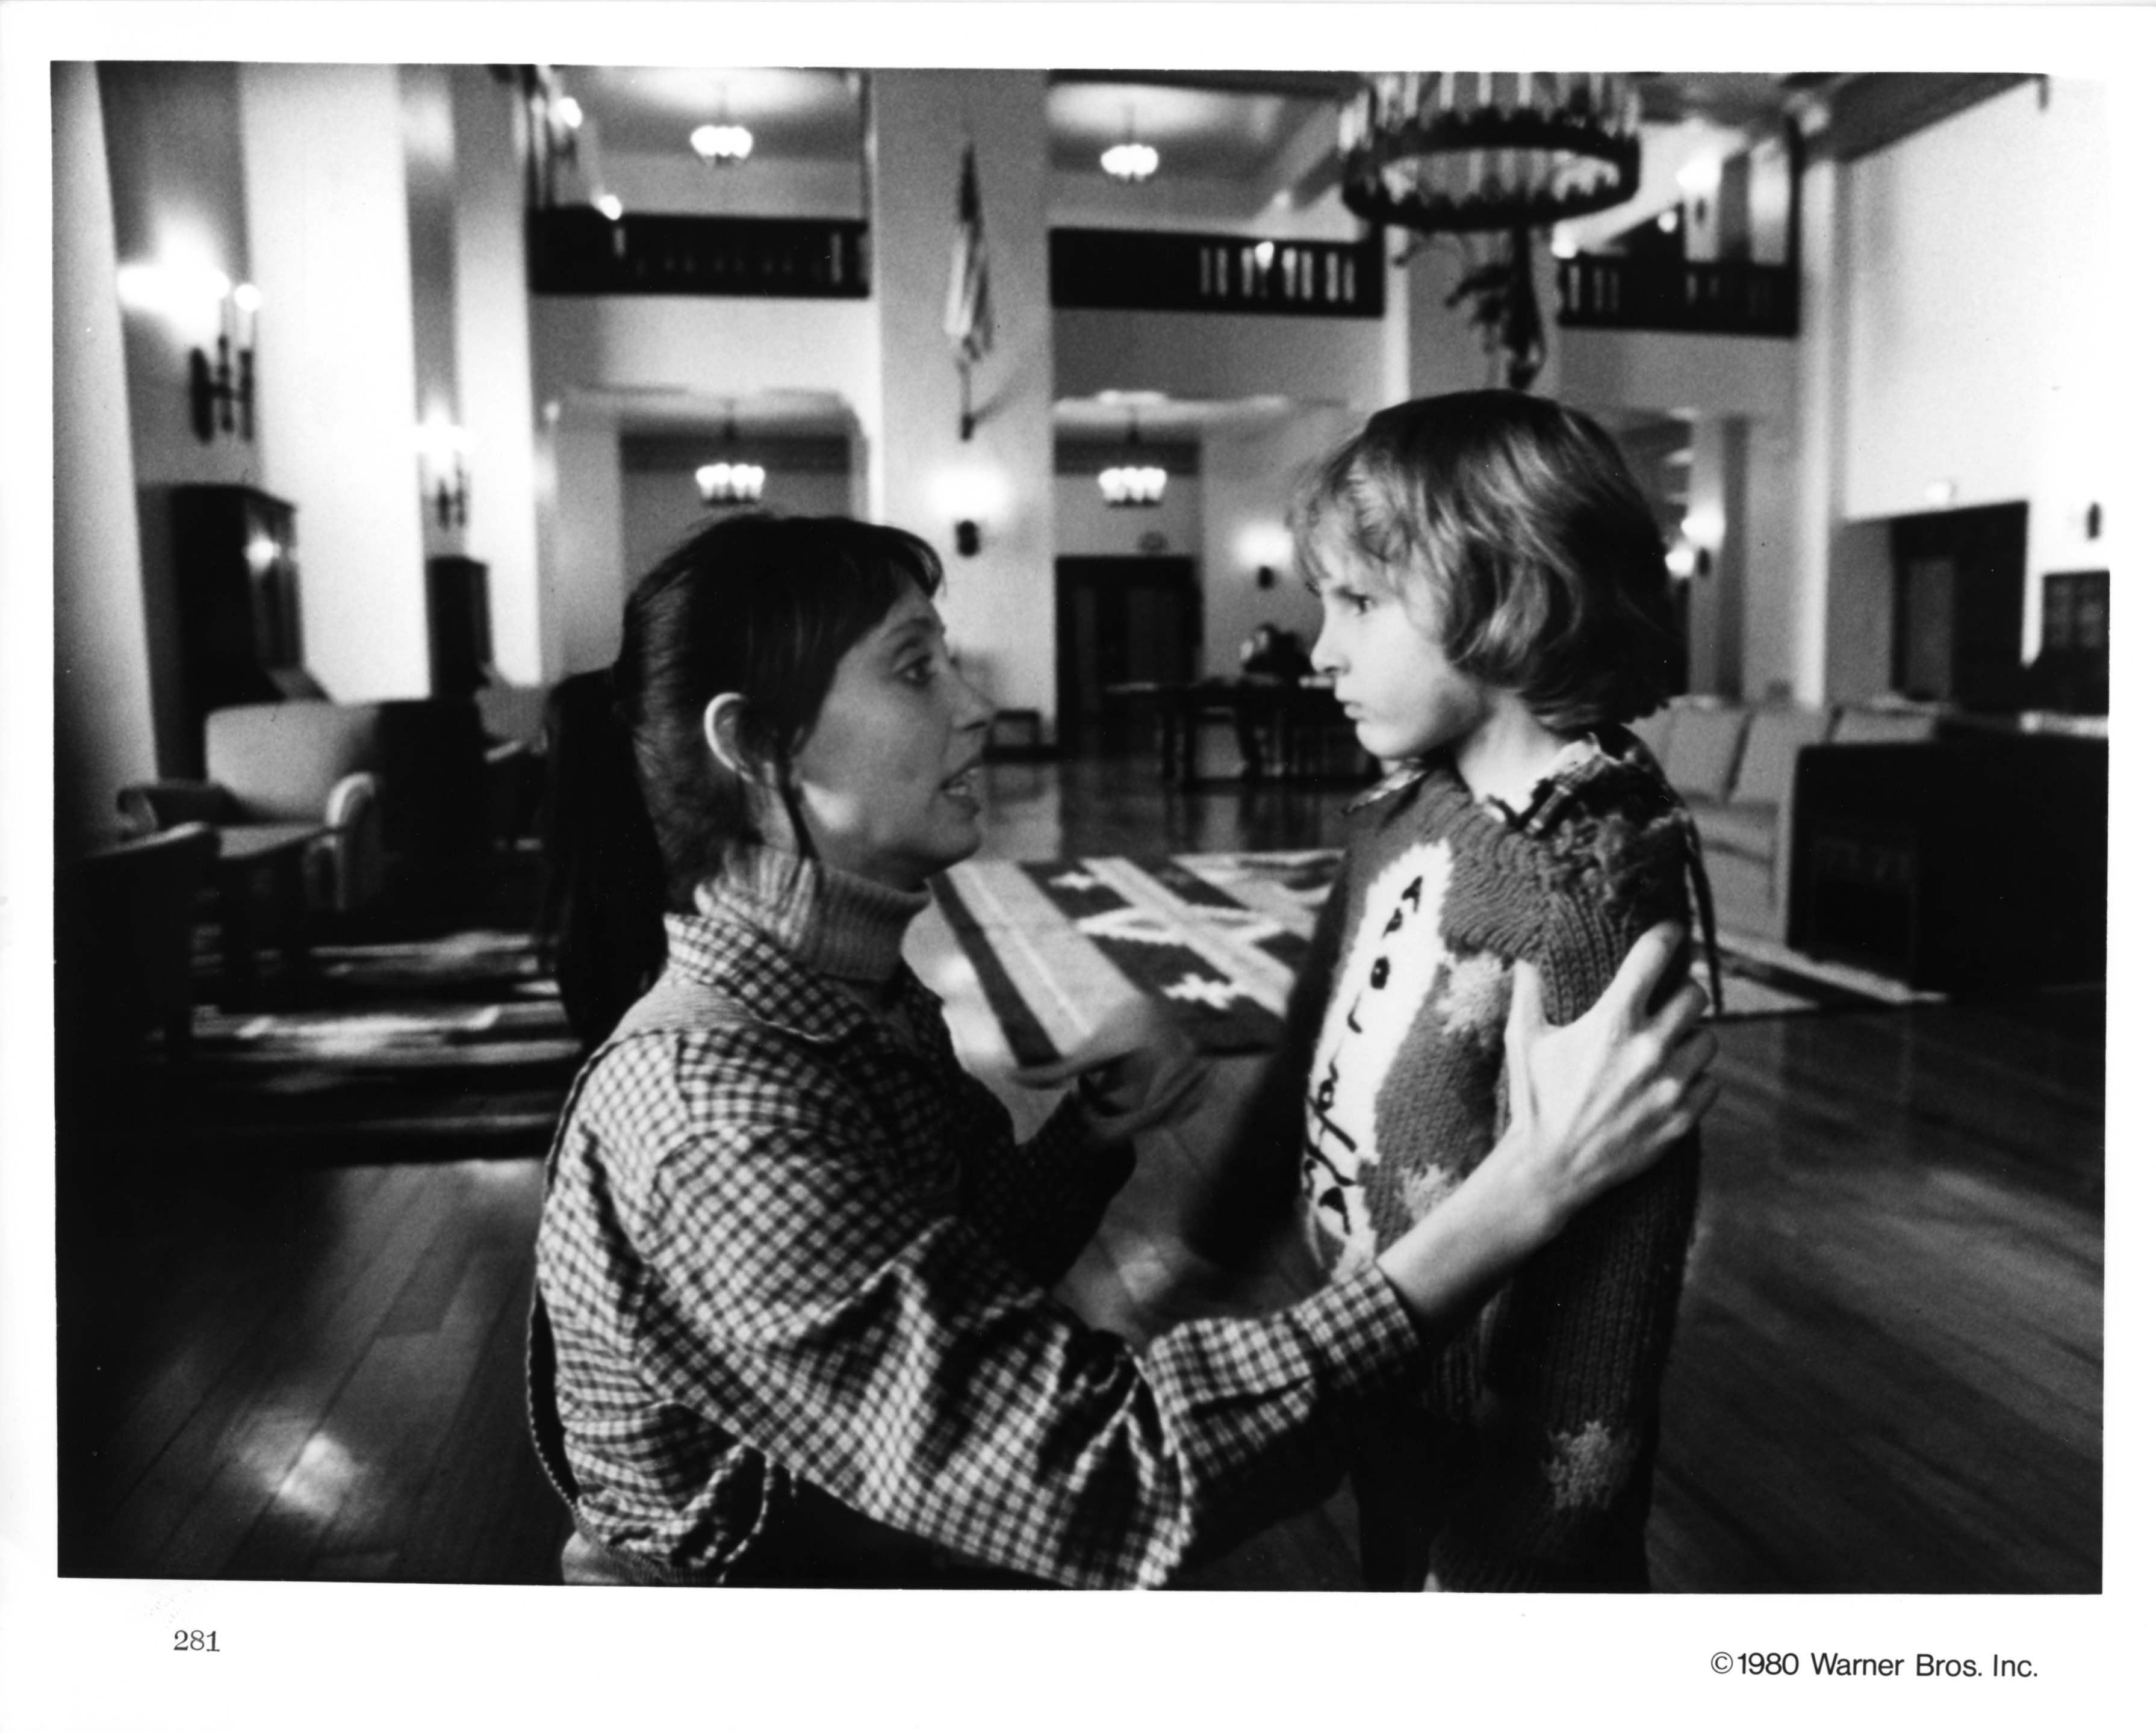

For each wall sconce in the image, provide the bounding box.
[1238,521,1292,588]
[934,462,1002,559]
[416,415,471,529]
[187,278,258,444]
[118,250,259,442]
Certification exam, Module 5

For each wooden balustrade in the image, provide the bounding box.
[1557,253,1797,337]
[1051,226,1386,318]
[527,207,869,299]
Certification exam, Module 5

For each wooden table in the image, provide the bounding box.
[213,822,327,1007]
[1104,678,1357,785]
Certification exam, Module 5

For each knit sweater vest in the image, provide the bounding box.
[1300,731,1703,1591]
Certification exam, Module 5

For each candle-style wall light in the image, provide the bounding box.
[417,413,472,529]
[119,259,259,444]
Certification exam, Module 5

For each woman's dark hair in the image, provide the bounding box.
[539,514,944,1046]
[1291,390,1680,729]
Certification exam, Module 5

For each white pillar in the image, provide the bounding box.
[868,71,1055,731]
[451,66,544,686]
[240,64,430,701]
[1788,143,1845,706]
[53,64,157,854]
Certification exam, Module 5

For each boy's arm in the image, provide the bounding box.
[1428,849,1701,1591]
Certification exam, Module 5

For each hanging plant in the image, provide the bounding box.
[1445,226,1546,391]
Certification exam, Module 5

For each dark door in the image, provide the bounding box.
[1889,502,2027,711]
[1055,556,1199,751]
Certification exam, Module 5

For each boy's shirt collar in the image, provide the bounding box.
[1345,729,1651,831]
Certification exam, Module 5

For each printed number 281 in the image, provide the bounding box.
[173,1630,219,1652]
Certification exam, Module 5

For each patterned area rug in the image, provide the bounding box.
[165,928,579,1161]
[931,851,1912,1065]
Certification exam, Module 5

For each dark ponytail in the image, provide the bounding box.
[537,668,668,1052]
[539,513,944,1047]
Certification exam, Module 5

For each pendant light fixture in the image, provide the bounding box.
[698,405,765,507]
[691,85,753,167]
[1101,105,1159,184]
[1098,409,1166,508]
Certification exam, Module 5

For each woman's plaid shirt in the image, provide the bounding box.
[534,904,1423,1589]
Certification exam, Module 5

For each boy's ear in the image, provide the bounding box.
[701,693,768,784]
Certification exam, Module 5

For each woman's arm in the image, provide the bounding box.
[587,925,1709,1589]
[1375,922,1713,1341]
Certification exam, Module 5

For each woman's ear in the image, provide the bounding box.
[701,693,766,784]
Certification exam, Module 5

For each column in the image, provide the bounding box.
[451,66,544,685]
[240,63,430,701]
[53,63,156,852]
[868,70,1056,733]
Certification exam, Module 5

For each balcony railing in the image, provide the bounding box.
[1556,255,1797,338]
[1051,227,1385,318]
[527,208,870,299]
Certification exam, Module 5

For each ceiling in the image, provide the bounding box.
[561,67,1818,188]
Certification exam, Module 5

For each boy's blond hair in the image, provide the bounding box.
[1292,390,1680,731]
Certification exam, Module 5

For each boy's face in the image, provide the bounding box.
[1306,553,1492,763]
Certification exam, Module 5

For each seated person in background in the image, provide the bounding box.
[1233,621,1314,778]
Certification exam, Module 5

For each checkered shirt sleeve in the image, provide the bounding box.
[538,920,1422,1589]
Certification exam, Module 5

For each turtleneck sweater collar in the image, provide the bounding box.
[692,842,929,987]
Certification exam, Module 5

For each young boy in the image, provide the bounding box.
[1215,390,1713,1591]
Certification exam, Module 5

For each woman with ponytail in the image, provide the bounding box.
[529,512,1716,1588]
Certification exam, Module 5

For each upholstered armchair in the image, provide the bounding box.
[119,701,386,914]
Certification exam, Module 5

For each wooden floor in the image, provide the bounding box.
[54,753,2103,1590]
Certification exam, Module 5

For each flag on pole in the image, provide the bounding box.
[943,144,993,365]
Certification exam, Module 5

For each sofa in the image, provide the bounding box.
[1630,699,1942,943]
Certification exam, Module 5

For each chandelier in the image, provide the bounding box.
[699,409,765,506]
[698,461,765,506]
[1337,72,1641,234]
[691,122,753,167]
[1098,412,1166,508]
[1101,107,1158,183]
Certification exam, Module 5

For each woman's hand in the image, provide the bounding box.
[1375,922,1715,1339]
[1496,920,1718,1232]
[1013,995,1210,1141]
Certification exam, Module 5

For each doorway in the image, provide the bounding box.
[1889,501,2027,711]
[1055,556,1200,754]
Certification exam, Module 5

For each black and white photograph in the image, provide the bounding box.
[3,3,2148,1728]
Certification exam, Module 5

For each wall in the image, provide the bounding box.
[529,296,880,432]
[871,71,1057,728]
[1839,80,2109,652]
[600,152,862,219]
[54,64,157,852]
[545,409,627,676]
[1056,305,1391,412]
[240,63,430,702]
[1047,175,1362,240]
[1052,471,1201,559]
[1198,407,1356,678]
[1559,326,1798,423]
[621,463,856,585]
